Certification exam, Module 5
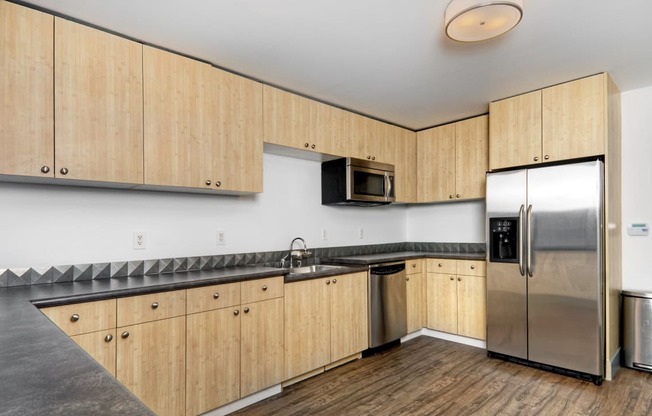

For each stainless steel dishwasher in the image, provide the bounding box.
[368,261,407,348]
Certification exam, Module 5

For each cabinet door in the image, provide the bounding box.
[426,273,457,334]
[316,101,350,157]
[406,262,426,333]
[54,18,143,183]
[330,272,368,363]
[71,329,117,377]
[394,128,417,203]
[0,2,54,177]
[212,68,263,192]
[543,74,605,162]
[186,307,240,416]
[417,124,456,202]
[489,90,542,170]
[263,85,318,150]
[143,46,214,188]
[455,115,488,200]
[241,297,284,397]
[284,278,330,380]
[117,317,186,416]
[457,275,486,340]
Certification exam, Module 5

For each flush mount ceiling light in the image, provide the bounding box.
[445,0,523,42]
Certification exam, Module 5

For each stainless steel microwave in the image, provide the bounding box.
[321,158,395,206]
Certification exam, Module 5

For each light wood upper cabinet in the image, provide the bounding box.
[543,74,605,161]
[418,116,488,203]
[394,127,417,203]
[117,316,186,416]
[263,85,349,157]
[144,46,262,192]
[55,18,143,183]
[455,115,489,199]
[490,73,610,171]
[417,123,456,202]
[0,1,54,177]
[489,90,542,170]
[426,259,486,340]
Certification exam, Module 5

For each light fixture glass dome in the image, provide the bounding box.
[445,0,524,42]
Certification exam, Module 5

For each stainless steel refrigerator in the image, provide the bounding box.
[485,160,604,384]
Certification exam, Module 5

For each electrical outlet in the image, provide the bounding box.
[321,228,327,240]
[133,232,146,250]
[216,229,226,245]
[358,227,364,239]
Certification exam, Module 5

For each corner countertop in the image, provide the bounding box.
[322,251,486,265]
[0,266,285,416]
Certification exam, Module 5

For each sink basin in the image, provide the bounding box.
[287,264,347,274]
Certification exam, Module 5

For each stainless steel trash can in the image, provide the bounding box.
[623,291,652,372]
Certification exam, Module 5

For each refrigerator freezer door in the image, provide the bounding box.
[526,160,604,376]
[486,169,528,359]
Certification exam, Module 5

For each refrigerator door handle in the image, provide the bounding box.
[526,204,533,277]
[518,204,526,276]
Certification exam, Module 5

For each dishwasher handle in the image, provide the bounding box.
[370,263,406,275]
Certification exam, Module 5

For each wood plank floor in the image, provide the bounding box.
[233,336,652,415]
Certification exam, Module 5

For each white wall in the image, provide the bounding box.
[621,85,652,291]
[406,201,485,243]
[0,154,407,269]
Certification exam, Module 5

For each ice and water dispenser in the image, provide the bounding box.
[489,217,519,263]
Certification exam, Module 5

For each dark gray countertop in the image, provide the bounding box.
[323,250,486,265]
[0,251,483,415]
[0,266,285,416]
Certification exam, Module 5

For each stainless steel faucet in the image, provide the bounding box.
[281,237,312,269]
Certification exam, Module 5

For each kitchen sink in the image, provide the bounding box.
[287,264,348,274]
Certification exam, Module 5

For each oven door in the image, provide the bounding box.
[347,166,394,203]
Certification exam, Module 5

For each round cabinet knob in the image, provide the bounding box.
[544,155,550,160]
[151,302,159,309]
[70,314,80,322]
[40,166,50,174]
[213,293,220,299]
[121,331,129,339]
[262,285,268,291]
[470,265,475,270]
[367,156,371,160]
[304,143,310,148]
[311,144,316,149]
[533,156,539,162]
[104,334,113,343]
[458,277,462,281]
[438,263,443,267]
[412,264,416,268]
[244,307,250,314]
[372,156,376,161]
[326,280,331,285]
[456,194,460,199]
[449,276,454,281]
[205,180,212,186]
[60,167,69,175]
[234,309,240,316]
[449,195,454,199]
[332,278,337,284]
[406,276,410,281]
[215,181,222,187]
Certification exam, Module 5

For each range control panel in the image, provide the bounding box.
[489,217,519,263]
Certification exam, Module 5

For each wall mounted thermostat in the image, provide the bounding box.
[627,223,649,236]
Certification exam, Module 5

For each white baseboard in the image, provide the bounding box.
[203,384,282,416]
[404,328,486,349]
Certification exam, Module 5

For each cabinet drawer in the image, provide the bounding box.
[41,299,116,336]
[406,259,423,274]
[457,260,486,276]
[187,282,241,315]
[117,290,186,327]
[241,276,284,304]
[427,258,456,274]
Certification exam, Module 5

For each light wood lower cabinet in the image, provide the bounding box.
[117,316,186,416]
[284,272,368,381]
[426,259,486,340]
[70,329,117,376]
[406,259,426,333]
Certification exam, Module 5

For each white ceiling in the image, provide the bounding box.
[20,0,652,130]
